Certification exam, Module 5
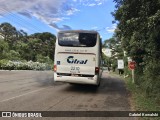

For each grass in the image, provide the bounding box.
[110,72,160,120]
[126,78,159,111]
[125,77,160,120]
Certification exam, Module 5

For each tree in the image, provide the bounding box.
[30,32,56,61]
[31,32,56,42]
[0,39,9,59]
[14,41,29,60]
[0,22,56,66]
[113,0,160,98]
[103,36,123,72]
[17,29,28,42]
[0,22,18,47]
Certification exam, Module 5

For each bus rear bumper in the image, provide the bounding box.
[54,73,100,85]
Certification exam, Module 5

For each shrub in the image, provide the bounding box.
[0,60,51,70]
[0,59,9,69]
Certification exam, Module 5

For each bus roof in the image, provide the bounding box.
[58,30,99,34]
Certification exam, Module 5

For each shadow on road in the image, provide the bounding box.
[63,84,99,94]
[57,73,130,102]
[99,75,127,95]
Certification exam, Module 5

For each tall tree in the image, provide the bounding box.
[0,39,9,59]
[30,32,56,61]
[0,22,18,44]
[113,0,160,98]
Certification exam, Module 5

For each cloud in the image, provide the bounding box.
[49,23,72,31]
[0,0,107,32]
[105,24,117,33]
[97,2,102,5]
[0,0,68,22]
[77,0,107,7]
[0,0,106,21]
[88,3,96,7]
[18,11,32,18]
[66,8,80,16]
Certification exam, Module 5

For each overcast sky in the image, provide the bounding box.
[0,0,116,41]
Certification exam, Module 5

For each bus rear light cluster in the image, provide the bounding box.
[95,67,99,74]
[54,65,57,72]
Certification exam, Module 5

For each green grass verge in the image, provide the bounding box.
[126,78,159,111]
[110,72,160,120]
[125,77,160,120]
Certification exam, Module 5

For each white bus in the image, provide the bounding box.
[54,30,103,86]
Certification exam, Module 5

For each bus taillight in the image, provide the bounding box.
[95,67,99,74]
[54,65,57,72]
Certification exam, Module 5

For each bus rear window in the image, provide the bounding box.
[58,32,97,47]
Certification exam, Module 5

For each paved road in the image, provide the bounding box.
[0,70,135,120]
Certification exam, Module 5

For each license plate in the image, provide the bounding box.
[70,66,80,74]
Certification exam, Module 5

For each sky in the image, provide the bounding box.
[0,0,116,41]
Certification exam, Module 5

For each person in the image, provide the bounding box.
[118,69,124,75]
[108,67,110,71]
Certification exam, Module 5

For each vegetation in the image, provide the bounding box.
[102,36,125,72]
[107,0,160,105]
[102,0,160,111]
[0,22,56,70]
[126,77,159,111]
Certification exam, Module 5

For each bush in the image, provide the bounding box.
[6,50,21,61]
[36,54,53,64]
[132,59,160,102]
[124,66,132,77]
[0,59,9,69]
[134,66,144,85]
[142,60,160,100]
[0,60,52,70]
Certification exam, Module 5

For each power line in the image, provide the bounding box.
[0,8,45,33]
